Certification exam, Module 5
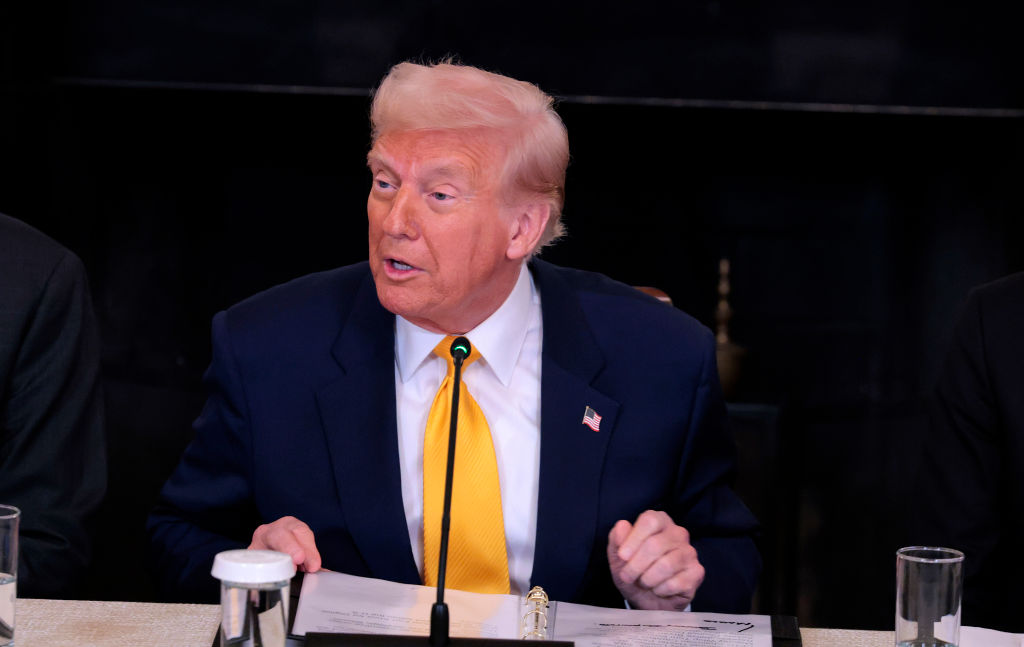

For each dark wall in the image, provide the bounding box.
[2,0,1023,630]
[50,0,1024,108]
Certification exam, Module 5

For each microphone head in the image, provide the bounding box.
[450,337,471,362]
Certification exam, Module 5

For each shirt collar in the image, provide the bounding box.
[395,263,536,387]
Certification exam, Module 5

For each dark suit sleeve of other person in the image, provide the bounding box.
[913,272,1024,633]
[0,214,107,598]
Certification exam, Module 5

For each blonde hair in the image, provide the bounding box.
[370,61,569,250]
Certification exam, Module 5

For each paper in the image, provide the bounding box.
[292,571,520,638]
[293,571,773,646]
[961,625,1023,647]
[554,601,772,647]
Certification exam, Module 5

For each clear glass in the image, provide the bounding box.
[0,505,20,647]
[895,546,964,647]
[220,579,290,647]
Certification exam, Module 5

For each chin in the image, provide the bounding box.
[374,284,420,319]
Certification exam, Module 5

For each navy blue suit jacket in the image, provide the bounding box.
[149,260,759,610]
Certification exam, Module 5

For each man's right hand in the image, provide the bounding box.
[248,516,323,572]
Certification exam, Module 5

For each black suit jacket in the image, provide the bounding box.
[149,260,760,610]
[0,213,106,597]
[915,272,1024,632]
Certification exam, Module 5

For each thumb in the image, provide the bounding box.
[607,520,632,568]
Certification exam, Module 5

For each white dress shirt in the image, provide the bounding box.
[394,264,542,595]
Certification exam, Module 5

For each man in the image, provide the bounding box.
[914,272,1024,633]
[149,62,759,612]
[0,213,107,597]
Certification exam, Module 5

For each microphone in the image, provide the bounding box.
[430,336,470,646]
[450,337,471,363]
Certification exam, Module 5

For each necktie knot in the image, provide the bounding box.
[433,335,481,375]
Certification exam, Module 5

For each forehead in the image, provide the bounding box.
[368,129,507,181]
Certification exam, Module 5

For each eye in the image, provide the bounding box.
[429,191,453,201]
[376,179,394,190]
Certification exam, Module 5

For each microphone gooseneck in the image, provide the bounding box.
[430,336,472,647]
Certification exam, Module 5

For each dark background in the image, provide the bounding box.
[2,0,1022,630]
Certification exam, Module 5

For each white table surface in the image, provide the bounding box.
[15,598,895,646]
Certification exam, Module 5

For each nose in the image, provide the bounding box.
[381,187,418,238]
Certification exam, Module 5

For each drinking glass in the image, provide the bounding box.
[896,546,963,647]
[0,505,19,647]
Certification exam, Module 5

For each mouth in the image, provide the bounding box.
[383,257,422,278]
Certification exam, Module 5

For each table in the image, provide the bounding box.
[17,598,220,647]
[15,598,894,646]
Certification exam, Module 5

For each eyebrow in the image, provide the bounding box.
[367,153,475,185]
[423,162,474,184]
[366,151,392,172]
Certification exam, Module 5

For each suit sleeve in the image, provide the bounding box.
[147,311,261,602]
[0,252,106,598]
[914,288,1002,619]
[674,334,761,613]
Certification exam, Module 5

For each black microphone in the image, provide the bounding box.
[429,336,471,646]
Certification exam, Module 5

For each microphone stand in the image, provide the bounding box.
[428,337,467,647]
[304,337,571,647]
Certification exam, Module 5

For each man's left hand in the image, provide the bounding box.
[607,510,705,611]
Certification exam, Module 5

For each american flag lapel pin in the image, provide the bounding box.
[582,406,602,432]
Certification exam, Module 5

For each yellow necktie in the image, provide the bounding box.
[422,336,510,594]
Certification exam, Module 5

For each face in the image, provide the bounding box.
[367,129,543,334]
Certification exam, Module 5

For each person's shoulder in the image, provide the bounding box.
[1,211,78,262]
[962,271,1024,346]
[971,271,1024,309]
[0,213,87,296]
[531,259,712,347]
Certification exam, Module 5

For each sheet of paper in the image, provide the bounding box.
[552,601,773,647]
[961,625,1023,647]
[292,571,520,639]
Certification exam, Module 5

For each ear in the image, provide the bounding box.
[505,201,551,261]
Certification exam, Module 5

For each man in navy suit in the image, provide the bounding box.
[149,61,759,611]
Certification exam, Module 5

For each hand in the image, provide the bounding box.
[249,516,323,573]
[607,510,704,611]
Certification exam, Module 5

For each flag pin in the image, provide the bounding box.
[582,406,602,432]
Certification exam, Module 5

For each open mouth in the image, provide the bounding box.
[385,258,422,276]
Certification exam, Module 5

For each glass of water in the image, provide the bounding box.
[212,549,295,647]
[896,546,964,647]
[0,505,19,647]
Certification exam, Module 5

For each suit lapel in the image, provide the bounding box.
[315,271,420,585]
[529,260,619,602]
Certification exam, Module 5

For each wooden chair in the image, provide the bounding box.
[633,286,673,306]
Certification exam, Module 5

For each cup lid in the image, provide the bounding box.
[211,549,296,583]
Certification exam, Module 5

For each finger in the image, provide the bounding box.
[619,522,692,587]
[637,542,700,591]
[607,520,632,561]
[251,523,306,564]
[249,517,322,572]
[290,523,322,572]
[651,560,705,599]
[616,510,672,562]
[616,529,678,585]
